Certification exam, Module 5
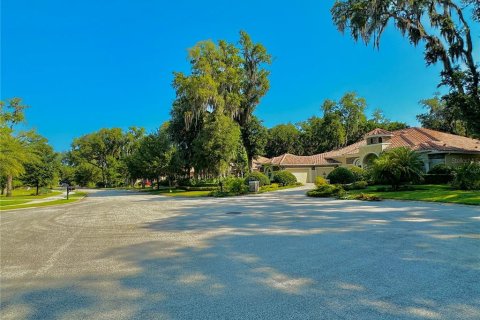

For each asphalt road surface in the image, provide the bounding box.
[1,187,479,319]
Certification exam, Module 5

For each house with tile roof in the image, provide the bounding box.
[254,127,480,184]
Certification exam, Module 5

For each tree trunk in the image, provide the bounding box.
[157,176,161,190]
[36,183,39,196]
[101,170,106,188]
[248,155,253,173]
[6,175,13,197]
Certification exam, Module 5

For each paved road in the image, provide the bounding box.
[1,188,479,319]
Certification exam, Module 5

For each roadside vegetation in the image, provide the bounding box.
[347,185,479,206]
[307,148,480,205]
[138,171,301,197]
[0,189,86,211]
[2,2,479,206]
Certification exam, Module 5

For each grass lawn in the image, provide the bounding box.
[258,184,303,193]
[141,183,303,197]
[0,189,62,206]
[347,184,480,205]
[143,188,212,197]
[0,191,87,211]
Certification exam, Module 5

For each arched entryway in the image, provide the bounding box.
[362,153,378,168]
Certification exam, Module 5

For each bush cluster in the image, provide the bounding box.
[244,171,270,186]
[352,193,382,201]
[327,167,355,184]
[223,177,249,195]
[178,178,219,187]
[260,183,280,192]
[307,184,346,198]
[343,180,368,190]
[349,166,369,182]
[423,174,453,184]
[315,176,328,187]
[428,164,453,175]
[452,163,480,190]
[272,170,297,186]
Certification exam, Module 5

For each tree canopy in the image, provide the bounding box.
[331,0,480,136]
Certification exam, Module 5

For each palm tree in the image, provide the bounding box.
[371,147,424,190]
[0,128,34,196]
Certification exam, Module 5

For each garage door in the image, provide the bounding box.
[286,169,308,184]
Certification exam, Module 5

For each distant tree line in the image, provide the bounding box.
[264,92,409,158]
[3,0,479,192]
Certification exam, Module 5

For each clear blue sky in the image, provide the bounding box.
[2,0,479,151]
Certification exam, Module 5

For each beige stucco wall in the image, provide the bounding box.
[283,166,337,183]
[358,144,386,167]
[315,167,336,180]
[284,167,311,184]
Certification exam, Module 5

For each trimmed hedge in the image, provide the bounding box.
[245,172,270,186]
[349,166,368,182]
[272,171,297,186]
[307,184,346,198]
[327,167,355,184]
[178,178,219,187]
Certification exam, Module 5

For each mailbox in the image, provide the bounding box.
[249,180,260,193]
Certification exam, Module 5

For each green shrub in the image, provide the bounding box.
[223,177,249,195]
[428,164,453,175]
[260,183,280,192]
[343,180,368,190]
[315,176,328,187]
[371,147,424,190]
[307,184,346,198]
[327,167,355,184]
[245,171,270,186]
[272,171,297,186]
[178,178,219,187]
[349,166,368,182]
[452,163,480,190]
[352,193,382,201]
[209,190,229,197]
[422,174,453,184]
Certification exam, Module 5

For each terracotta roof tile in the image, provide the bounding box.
[387,127,480,153]
[262,128,480,167]
[365,128,393,136]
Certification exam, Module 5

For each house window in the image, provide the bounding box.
[379,137,383,143]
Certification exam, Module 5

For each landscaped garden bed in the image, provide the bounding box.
[306,150,480,205]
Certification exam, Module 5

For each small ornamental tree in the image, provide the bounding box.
[371,147,424,190]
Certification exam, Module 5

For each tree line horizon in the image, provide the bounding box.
[1,0,478,193]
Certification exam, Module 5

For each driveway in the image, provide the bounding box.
[1,188,479,319]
